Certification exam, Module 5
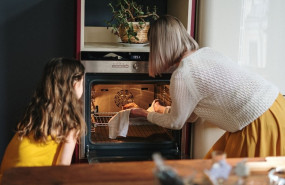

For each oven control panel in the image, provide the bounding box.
[82,60,148,73]
[81,51,149,61]
[81,51,149,73]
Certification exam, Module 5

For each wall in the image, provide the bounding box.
[193,0,285,159]
[0,0,76,162]
[197,0,285,94]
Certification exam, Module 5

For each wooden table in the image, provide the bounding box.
[1,157,274,185]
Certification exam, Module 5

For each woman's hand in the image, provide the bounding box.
[122,102,139,110]
[153,101,166,113]
[130,108,148,118]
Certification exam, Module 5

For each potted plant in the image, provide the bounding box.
[107,0,159,44]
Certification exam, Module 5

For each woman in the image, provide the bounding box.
[129,15,285,158]
[0,58,86,180]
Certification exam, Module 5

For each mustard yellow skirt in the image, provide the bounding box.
[204,93,285,159]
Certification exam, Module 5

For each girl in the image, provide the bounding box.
[129,15,285,158]
[0,57,85,177]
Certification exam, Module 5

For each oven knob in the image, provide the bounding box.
[133,63,139,70]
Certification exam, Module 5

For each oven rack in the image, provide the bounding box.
[91,112,118,127]
[91,124,175,143]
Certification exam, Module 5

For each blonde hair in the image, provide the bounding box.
[148,15,199,77]
[17,57,86,143]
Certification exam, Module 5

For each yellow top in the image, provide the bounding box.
[0,133,60,180]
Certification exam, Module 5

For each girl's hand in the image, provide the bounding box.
[130,108,148,118]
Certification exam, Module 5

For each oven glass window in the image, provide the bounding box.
[89,83,173,144]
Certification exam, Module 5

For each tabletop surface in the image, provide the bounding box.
[2,157,283,185]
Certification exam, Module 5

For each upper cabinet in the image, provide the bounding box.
[78,0,196,52]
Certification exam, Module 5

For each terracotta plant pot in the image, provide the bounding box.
[119,22,150,44]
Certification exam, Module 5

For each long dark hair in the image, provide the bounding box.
[17,57,85,143]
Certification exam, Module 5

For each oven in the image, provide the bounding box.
[79,50,193,163]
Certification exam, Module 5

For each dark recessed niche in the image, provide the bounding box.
[85,0,167,27]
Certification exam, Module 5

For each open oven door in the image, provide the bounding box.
[85,118,182,163]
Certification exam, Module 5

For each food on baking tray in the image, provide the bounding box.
[122,102,139,110]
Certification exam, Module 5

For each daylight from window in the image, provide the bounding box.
[238,0,269,68]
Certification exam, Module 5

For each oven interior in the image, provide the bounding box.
[84,73,181,163]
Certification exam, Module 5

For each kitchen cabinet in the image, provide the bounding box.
[78,0,196,52]
[75,0,197,161]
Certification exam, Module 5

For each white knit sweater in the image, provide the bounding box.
[147,47,279,132]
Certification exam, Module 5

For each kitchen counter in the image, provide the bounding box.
[1,157,283,185]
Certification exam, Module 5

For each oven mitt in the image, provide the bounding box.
[108,109,131,139]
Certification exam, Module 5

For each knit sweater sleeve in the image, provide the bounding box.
[147,70,200,129]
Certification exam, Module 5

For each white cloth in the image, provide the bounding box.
[108,109,131,139]
[147,47,279,132]
[108,101,158,139]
